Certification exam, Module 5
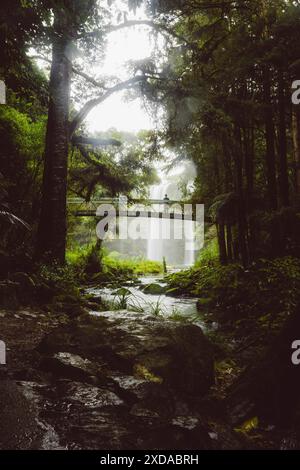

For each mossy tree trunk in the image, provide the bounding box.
[36,11,72,264]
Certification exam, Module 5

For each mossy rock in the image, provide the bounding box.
[136,323,215,396]
[165,287,182,296]
[143,283,166,295]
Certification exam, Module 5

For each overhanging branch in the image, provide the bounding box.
[72,136,122,147]
[69,75,147,135]
[79,20,193,46]
[29,54,106,90]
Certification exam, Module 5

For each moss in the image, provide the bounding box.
[134,364,163,384]
[143,283,166,295]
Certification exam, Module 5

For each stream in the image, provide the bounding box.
[86,275,205,330]
[7,275,217,450]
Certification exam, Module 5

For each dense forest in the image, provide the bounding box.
[1,0,300,455]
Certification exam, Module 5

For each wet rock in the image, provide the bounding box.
[38,311,214,396]
[86,301,103,311]
[172,416,199,430]
[40,352,104,385]
[31,309,215,449]
[52,294,85,317]
[142,283,166,295]
[165,287,183,296]
[61,381,124,408]
[0,379,43,449]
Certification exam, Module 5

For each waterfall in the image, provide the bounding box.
[147,179,196,267]
[147,183,169,262]
[103,166,198,267]
[183,219,195,266]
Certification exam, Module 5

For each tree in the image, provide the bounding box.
[69,130,159,201]
[139,0,300,264]
[34,0,156,263]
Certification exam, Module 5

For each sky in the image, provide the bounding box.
[86,24,156,134]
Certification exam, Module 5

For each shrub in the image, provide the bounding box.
[166,257,300,323]
[66,244,163,282]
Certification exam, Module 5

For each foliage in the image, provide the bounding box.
[0,106,46,268]
[69,130,160,201]
[147,297,164,317]
[141,0,300,265]
[104,252,162,275]
[167,256,300,323]
[66,244,163,280]
[37,262,81,296]
[195,230,219,267]
[112,287,132,309]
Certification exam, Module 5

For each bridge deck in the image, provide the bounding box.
[73,209,197,222]
[68,198,184,206]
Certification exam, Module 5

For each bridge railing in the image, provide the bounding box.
[67,197,196,220]
[67,197,184,206]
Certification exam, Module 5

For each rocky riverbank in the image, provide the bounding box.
[0,295,246,450]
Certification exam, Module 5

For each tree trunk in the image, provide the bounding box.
[234,125,249,267]
[292,106,300,205]
[226,224,233,262]
[277,68,290,207]
[263,66,278,211]
[222,135,233,193]
[243,125,254,206]
[217,223,227,265]
[36,13,72,263]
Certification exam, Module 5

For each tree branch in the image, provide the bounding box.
[69,75,147,135]
[78,20,154,39]
[72,136,122,147]
[106,20,155,34]
[79,20,192,46]
[71,68,107,89]
[28,54,107,90]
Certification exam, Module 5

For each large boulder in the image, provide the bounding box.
[38,310,214,397]
[132,322,214,396]
[33,310,216,450]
